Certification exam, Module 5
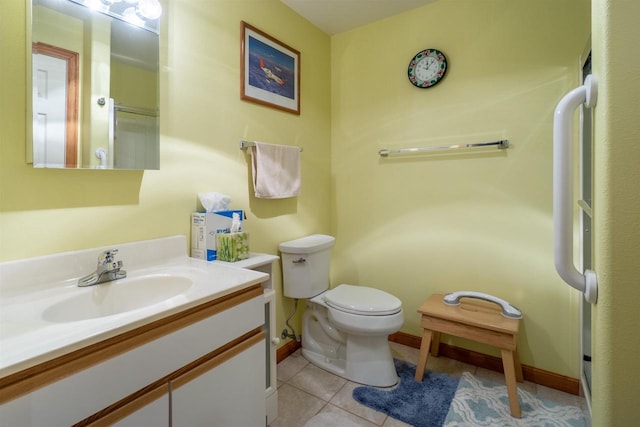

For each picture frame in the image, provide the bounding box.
[241,21,300,115]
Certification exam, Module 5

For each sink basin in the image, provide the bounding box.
[42,274,193,323]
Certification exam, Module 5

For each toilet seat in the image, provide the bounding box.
[323,284,402,316]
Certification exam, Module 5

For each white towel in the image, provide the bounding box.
[250,142,301,199]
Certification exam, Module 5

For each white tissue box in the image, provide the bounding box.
[191,210,246,261]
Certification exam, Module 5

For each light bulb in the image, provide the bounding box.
[122,6,145,26]
[137,0,162,20]
[84,0,108,11]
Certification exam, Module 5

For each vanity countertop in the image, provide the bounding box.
[0,236,269,378]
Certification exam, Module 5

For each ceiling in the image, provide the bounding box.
[280,0,436,35]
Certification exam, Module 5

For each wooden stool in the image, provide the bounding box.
[414,294,523,418]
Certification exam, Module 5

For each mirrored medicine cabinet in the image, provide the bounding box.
[29,0,161,170]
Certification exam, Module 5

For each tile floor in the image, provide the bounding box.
[270,342,591,427]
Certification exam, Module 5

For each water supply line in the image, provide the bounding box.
[281,298,300,341]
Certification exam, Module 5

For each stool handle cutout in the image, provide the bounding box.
[443,291,522,319]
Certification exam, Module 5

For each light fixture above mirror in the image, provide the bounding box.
[69,0,162,33]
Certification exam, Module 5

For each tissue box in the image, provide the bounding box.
[191,210,245,261]
[216,232,250,262]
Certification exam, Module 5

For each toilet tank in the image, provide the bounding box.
[279,235,335,299]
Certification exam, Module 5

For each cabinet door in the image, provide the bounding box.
[171,337,265,427]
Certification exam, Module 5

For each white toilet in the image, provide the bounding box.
[279,234,404,387]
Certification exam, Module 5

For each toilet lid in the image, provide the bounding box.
[323,284,402,316]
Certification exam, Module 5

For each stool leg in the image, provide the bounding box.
[501,349,521,418]
[430,331,441,357]
[415,329,433,382]
[514,347,523,383]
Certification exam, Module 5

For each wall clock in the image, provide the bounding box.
[407,49,447,88]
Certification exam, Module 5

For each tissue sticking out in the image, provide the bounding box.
[198,192,231,212]
[230,212,242,233]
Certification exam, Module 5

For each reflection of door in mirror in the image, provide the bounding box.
[32,42,79,168]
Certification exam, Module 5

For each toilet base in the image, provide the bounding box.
[301,334,399,387]
[300,300,400,387]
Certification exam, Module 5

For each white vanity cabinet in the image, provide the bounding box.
[214,253,280,425]
[0,285,266,427]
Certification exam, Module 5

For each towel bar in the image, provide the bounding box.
[240,140,303,152]
[378,139,509,157]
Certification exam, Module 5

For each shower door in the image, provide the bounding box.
[579,51,593,407]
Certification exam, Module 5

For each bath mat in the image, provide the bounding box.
[352,359,459,427]
[443,372,587,427]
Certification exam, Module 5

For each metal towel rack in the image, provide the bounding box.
[378,139,509,157]
[240,140,303,152]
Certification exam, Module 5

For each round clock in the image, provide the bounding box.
[407,49,447,88]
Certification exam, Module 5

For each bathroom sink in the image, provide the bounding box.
[42,274,193,323]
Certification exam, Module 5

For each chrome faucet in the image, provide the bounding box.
[78,249,127,287]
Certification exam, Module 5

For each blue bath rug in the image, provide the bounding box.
[352,359,459,427]
[443,372,587,427]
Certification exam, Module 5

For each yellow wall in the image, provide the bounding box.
[9,4,639,421]
[111,60,158,109]
[32,5,84,54]
[83,13,112,166]
[331,0,590,377]
[0,0,331,350]
[591,0,640,424]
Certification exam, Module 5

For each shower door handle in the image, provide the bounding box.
[553,74,598,303]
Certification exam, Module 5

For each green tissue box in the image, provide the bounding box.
[216,232,250,262]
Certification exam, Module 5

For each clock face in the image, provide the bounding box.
[408,49,447,88]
